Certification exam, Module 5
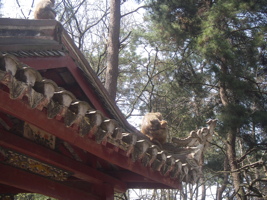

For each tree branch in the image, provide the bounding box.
[121,5,149,18]
[16,0,27,19]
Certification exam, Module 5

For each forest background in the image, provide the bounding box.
[0,0,267,199]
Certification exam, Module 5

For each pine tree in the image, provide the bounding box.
[146,0,267,199]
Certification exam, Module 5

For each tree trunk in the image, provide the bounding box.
[105,0,121,101]
[216,157,228,200]
[226,130,247,200]
[219,64,246,200]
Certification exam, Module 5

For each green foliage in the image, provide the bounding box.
[146,0,267,130]
[219,104,249,130]
[251,110,267,127]
[204,137,226,186]
[144,0,267,198]
[15,193,56,200]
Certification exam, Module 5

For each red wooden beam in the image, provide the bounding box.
[112,171,155,183]
[112,171,175,189]
[0,89,181,189]
[0,163,101,200]
[0,130,127,193]
[104,184,114,200]
[18,57,67,70]
[0,184,29,194]
[19,56,110,117]
[127,182,176,189]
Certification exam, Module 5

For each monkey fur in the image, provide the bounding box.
[140,112,168,145]
[34,0,56,20]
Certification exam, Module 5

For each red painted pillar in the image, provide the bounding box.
[103,184,114,200]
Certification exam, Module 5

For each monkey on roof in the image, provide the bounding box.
[140,112,168,145]
[34,0,56,20]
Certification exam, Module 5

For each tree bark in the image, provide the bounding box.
[216,157,228,200]
[105,0,121,101]
[226,130,247,200]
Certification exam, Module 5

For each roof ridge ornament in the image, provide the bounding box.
[0,53,217,186]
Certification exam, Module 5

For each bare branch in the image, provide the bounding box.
[120,31,132,46]
[16,0,27,19]
[121,5,149,18]
[28,0,35,17]
[62,0,86,27]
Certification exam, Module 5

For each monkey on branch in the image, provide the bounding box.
[140,112,168,145]
[34,0,56,20]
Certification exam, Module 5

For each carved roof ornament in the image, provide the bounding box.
[164,119,217,183]
[0,53,217,186]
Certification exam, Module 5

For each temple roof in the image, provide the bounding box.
[0,18,216,199]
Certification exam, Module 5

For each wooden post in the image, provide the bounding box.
[103,184,114,200]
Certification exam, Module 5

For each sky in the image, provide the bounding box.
[1,0,145,20]
[2,0,35,19]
